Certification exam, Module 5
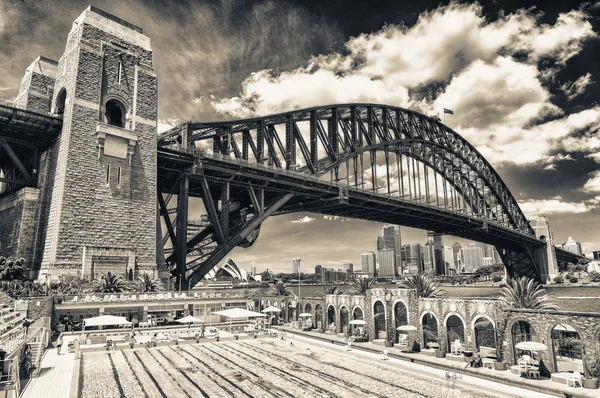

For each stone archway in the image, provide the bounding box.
[446,315,465,353]
[353,307,363,320]
[315,304,323,329]
[551,324,583,373]
[473,316,496,355]
[511,320,537,364]
[373,300,386,340]
[422,312,439,349]
[394,301,408,343]
[327,305,336,332]
[340,306,349,333]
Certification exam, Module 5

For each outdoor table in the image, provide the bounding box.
[527,369,541,379]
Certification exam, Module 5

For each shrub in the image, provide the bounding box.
[589,271,600,282]
[492,275,502,282]
[553,275,564,284]
[569,276,578,283]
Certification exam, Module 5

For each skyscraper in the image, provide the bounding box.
[250,262,256,276]
[443,246,455,275]
[460,246,484,273]
[292,258,301,274]
[380,225,401,276]
[377,249,395,278]
[361,252,376,277]
[563,237,583,256]
[404,244,422,274]
[593,251,600,260]
[427,231,445,275]
[452,242,462,271]
[423,236,435,273]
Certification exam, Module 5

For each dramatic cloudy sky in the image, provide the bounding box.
[1,0,599,272]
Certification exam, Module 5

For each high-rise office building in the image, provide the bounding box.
[460,246,484,273]
[531,215,558,276]
[563,237,583,256]
[379,225,401,276]
[343,263,354,280]
[404,244,422,274]
[427,231,444,275]
[292,258,301,274]
[443,246,455,275]
[361,252,376,277]
[250,262,256,276]
[377,249,395,278]
[315,264,322,275]
[452,242,462,271]
[593,251,600,261]
[423,236,435,273]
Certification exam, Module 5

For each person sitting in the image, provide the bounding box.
[465,352,482,369]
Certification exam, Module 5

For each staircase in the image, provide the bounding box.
[27,342,44,377]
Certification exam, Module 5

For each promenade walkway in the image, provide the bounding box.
[20,335,78,398]
[280,327,598,398]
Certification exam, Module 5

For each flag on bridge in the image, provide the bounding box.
[443,108,454,115]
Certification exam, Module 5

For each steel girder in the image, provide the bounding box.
[159,104,532,236]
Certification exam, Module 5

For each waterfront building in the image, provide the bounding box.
[361,252,376,278]
[377,249,395,278]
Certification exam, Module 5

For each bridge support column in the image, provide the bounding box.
[175,173,190,291]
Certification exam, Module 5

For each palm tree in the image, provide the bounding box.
[346,278,376,295]
[497,276,559,310]
[137,273,165,293]
[316,285,343,297]
[93,272,128,293]
[404,273,446,298]
[267,281,295,296]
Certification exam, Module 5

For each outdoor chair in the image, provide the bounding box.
[518,355,532,369]
[131,295,136,301]
[567,372,582,387]
[143,294,149,300]
[166,293,172,299]
[102,296,110,303]
[194,293,199,298]
[84,296,91,303]
[71,296,78,303]
[119,295,126,302]
[174,293,179,299]
[451,339,462,355]
[181,293,187,298]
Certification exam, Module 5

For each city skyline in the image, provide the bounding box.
[1,0,598,273]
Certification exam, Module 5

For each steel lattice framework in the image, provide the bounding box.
[156,103,565,289]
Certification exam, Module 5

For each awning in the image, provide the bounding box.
[212,308,267,319]
[175,315,204,324]
[83,315,132,327]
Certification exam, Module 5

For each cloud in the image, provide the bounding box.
[561,73,594,100]
[583,171,600,193]
[212,3,595,119]
[291,216,315,224]
[519,199,591,216]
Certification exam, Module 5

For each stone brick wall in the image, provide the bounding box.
[40,7,157,279]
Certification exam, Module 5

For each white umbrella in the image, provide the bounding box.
[349,319,367,325]
[515,341,548,351]
[82,315,132,331]
[261,306,282,313]
[397,325,418,331]
[298,313,312,318]
[176,315,204,324]
[212,308,267,333]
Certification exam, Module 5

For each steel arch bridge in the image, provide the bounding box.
[157,103,560,289]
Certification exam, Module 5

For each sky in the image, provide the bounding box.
[1,0,599,273]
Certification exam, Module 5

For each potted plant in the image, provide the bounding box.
[385,336,394,348]
[582,345,600,389]
[435,349,446,358]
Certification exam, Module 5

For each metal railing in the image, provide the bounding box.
[55,291,248,305]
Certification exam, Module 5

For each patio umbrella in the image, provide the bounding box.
[176,315,204,326]
[397,325,417,331]
[261,306,281,313]
[82,315,132,332]
[515,342,548,351]
[298,313,312,317]
[349,320,367,325]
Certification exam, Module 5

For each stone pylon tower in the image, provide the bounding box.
[38,6,158,280]
[531,215,559,278]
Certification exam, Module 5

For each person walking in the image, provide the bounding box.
[56,335,63,355]
[201,324,205,338]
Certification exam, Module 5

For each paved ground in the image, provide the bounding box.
[282,327,600,398]
[21,335,78,398]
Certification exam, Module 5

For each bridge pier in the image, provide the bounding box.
[175,173,190,291]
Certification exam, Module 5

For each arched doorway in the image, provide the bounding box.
[304,303,313,328]
[287,302,294,322]
[54,88,67,115]
[551,324,583,373]
[473,317,496,356]
[422,313,439,349]
[353,307,363,320]
[327,305,336,332]
[315,305,323,329]
[373,301,386,340]
[511,320,537,363]
[394,301,408,343]
[340,306,349,333]
[446,315,465,353]
[104,99,126,127]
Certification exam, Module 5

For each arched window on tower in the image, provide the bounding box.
[55,88,67,115]
[104,99,126,128]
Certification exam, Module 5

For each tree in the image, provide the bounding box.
[497,276,559,310]
[54,276,90,295]
[93,272,128,293]
[260,270,272,282]
[137,273,165,292]
[404,273,446,298]
[473,266,492,281]
[0,257,28,281]
[316,285,343,297]
[346,278,376,295]
[267,281,294,296]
